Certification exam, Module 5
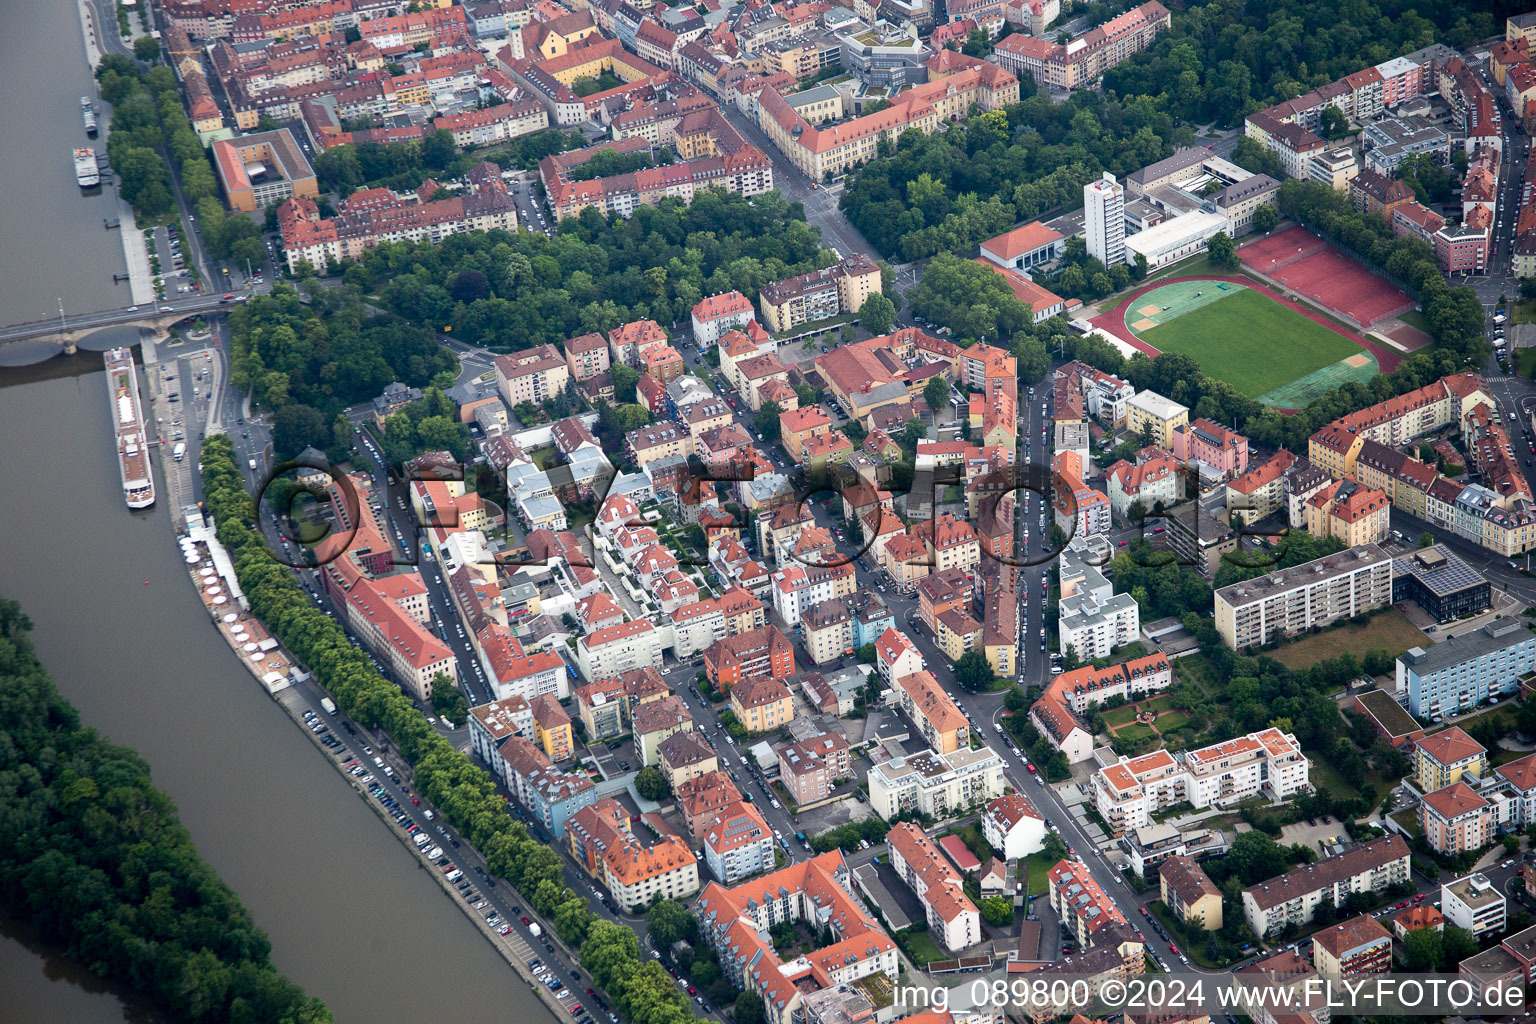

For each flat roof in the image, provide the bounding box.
[1391,545,1486,599]
[1216,544,1391,607]
[1355,688,1420,738]
[1400,619,1533,676]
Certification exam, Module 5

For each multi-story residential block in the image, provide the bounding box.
[1304,480,1392,546]
[1226,449,1298,524]
[1312,914,1392,977]
[758,254,882,332]
[497,736,597,836]
[703,800,776,883]
[729,674,795,734]
[571,668,668,745]
[895,669,969,753]
[887,823,982,952]
[1058,591,1139,662]
[1093,729,1309,836]
[495,343,570,407]
[1084,171,1127,266]
[1420,782,1493,856]
[705,625,795,688]
[692,291,756,347]
[1443,873,1507,939]
[1126,391,1190,450]
[676,770,743,839]
[574,618,665,680]
[694,852,897,1024]
[990,1,1170,89]
[1213,544,1393,650]
[1030,654,1173,763]
[1400,620,1536,717]
[1171,418,1249,479]
[1105,457,1180,518]
[1049,859,1130,947]
[530,692,574,761]
[980,792,1046,860]
[867,745,1006,820]
[634,693,694,766]
[1053,451,1113,538]
[778,731,852,805]
[1159,856,1222,931]
[278,162,518,272]
[1414,726,1489,791]
[755,56,1018,179]
[1242,836,1410,937]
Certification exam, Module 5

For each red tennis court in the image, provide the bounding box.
[1238,226,1414,327]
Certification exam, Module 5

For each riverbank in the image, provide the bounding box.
[76,0,156,307]
[179,507,571,1022]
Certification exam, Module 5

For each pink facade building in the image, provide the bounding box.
[1171,418,1249,479]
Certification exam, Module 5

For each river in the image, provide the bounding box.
[0,3,557,1022]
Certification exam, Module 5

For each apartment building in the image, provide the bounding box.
[1058,590,1140,662]
[1312,914,1393,977]
[498,736,597,836]
[1049,859,1130,947]
[574,666,669,740]
[1084,172,1127,266]
[467,697,533,765]
[694,852,897,1024]
[705,625,795,688]
[779,731,852,805]
[1399,620,1536,717]
[1105,457,1181,518]
[1304,480,1392,547]
[530,693,574,761]
[634,694,694,767]
[703,800,776,883]
[887,822,982,952]
[1420,782,1494,856]
[867,746,1006,820]
[758,254,882,333]
[277,162,517,272]
[1053,451,1113,538]
[1443,873,1507,939]
[1159,856,1222,931]
[574,619,665,680]
[1126,391,1190,450]
[755,58,1018,179]
[1213,544,1393,650]
[1031,654,1173,763]
[494,344,570,407]
[1172,418,1249,479]
[729,674,795,734]
[1093,729,1309,836]
[896,669,969,754]
[692,291,756,347]
[981,792,1046,860]
[1226,449,1299,524]
[990,1,1170,89]
[213,128,318,213]
[1415,726,1490,792]
[1241,836,1411,937]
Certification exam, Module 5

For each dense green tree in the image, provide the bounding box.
[955,650,996,692]
[1207,231,1238,270]
[755,401,785,441]
[646,899,696,948]
[858,291,897,335]
[635,766,670,801]
[909,253,1032,341]
[1253,204,1280,234]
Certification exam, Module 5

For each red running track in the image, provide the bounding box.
[1088,274,1403,374]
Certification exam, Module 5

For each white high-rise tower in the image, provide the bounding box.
[1084,172,1126,266]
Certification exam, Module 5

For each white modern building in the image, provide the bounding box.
[1093,728,1309,835]
[1085,172,1126,266]
[1124,209,1232,270]
[867,746,1006,821]
[1241,836,1410,937]
[980,793,1047,860]
[1058,590,1140,662]
[1442,873,1506,939]
[1398,619,1536,718]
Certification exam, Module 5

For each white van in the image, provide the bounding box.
[413,833,430,847]
[445,869,464,883]
[425,846,444,859]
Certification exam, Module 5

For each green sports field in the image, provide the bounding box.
[1131,284,1374,403]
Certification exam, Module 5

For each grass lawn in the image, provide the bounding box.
[1308,756,1360,801]
[901,931,947,965]
[1137,288,1364,398]
[1519,347,1536,378]
[1116,723,1157,743]
[1267,610,1430,669]
[1156,711,1189,731]
[1397,309,1431,331]
[1513,299,1536,325]
[1020,851,1060,897]
[1103,705,1140,727]
[1142,695,1175,714]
